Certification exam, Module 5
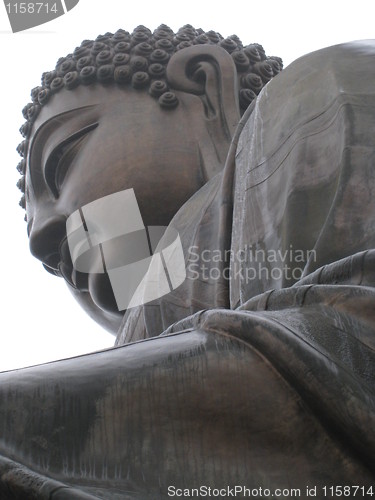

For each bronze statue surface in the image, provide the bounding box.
[0,25,374,499]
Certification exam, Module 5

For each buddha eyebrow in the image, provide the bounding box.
[30,104,98,148]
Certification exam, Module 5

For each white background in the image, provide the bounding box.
[0,0,374,370]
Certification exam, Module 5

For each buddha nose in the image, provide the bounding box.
[28,214,67,271]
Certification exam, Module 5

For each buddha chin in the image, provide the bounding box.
[88,271,119,313]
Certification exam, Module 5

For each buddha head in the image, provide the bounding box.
[16,24,282,334]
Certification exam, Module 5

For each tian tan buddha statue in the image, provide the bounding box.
[0,24,374,499]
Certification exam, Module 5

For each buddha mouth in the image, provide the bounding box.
[58,236,119,312]
[54,238,89,292]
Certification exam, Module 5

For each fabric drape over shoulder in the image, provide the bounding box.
[118,40,375,345]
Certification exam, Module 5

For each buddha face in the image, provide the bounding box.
[25,84,221,333]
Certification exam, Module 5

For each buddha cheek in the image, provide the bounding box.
[88,272,119,313]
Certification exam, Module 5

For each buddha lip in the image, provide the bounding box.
[43,263,62,277]
[59,237,72,265]
[58,261,77,289]
[58,238,90,291]
[71,268,89,292]
[43,252,61,271]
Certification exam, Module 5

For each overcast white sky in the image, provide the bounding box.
[1,0,374,371]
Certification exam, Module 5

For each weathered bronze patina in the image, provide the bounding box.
[0,25,374,499]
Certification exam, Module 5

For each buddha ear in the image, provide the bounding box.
[166,44,241,144]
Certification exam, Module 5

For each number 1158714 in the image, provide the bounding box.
[5,3,59,14]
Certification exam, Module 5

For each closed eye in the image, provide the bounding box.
[44,123,98,198]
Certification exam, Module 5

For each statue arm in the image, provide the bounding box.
[1,269,374,497]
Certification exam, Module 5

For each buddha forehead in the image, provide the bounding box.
[28,83,186,147]
[28,83,200,168]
